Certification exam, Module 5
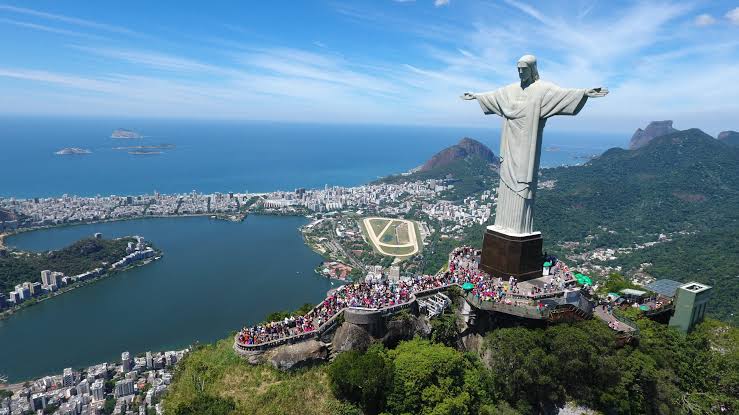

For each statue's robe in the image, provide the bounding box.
[475,81,588,235]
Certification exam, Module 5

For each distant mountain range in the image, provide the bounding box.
[629,120,739,149]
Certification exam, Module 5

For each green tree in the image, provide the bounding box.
[431,312,460,347]
[385,339,491,415]
[328,345,393,415]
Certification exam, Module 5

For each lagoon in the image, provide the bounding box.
[0,215,333,382]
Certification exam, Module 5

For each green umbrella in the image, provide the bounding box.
[575,273,592,285]
[462,282,475,291]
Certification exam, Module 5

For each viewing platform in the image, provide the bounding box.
[233,246,595,354]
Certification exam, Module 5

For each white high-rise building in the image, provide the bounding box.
[77,379,90,396]
[113,379,135,399]
[62,368,74,387]
[41,270,52,286]
[122,351,131,373]
[91,379,105,401]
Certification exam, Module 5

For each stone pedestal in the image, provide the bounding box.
[480,227,543,281]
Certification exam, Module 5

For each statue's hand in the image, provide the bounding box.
[586,87,609,98]
[460,92,476,101]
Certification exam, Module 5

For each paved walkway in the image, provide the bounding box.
[593,305,636,332]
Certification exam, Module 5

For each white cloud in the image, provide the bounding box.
[434,0,450,7]
[727,7,739,25]
[694,14,716,26]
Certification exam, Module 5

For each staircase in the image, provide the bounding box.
[547,304,591,323]
[325,342,338,362]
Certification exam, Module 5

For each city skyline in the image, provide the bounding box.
[0,1,737,134]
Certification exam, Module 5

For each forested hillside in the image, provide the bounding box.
[0,237,135,291]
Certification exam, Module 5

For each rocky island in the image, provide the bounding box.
[54,147,91,155]
[111,128,142,139]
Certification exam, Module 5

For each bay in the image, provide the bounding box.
[0,215,333,382]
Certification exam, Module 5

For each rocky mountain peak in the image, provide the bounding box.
[629,120,678,150]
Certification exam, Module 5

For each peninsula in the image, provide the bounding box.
[0,235,161,319]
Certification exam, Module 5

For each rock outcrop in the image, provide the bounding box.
[268,339,328,371]
[381,314,432,347]
[419,137,497,172]
[718,130,739,147]
[629,120,678,149]
[332,322,372,354]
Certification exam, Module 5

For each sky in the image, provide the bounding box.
[0,0,737,134]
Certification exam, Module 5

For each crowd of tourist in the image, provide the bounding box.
[237,246,579,347]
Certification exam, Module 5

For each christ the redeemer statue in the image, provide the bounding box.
[462,54,608,236]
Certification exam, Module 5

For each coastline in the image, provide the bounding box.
[1,211,247,248]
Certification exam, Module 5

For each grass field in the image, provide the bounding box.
[163,337,345,415]
[369,218,390,237]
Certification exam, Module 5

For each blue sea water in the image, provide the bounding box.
[0,118,627,199]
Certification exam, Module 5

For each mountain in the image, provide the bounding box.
[539,127,739,242]
[537,128,739,324]
[628,120,678,149]
[377,138,498,200]
[718,130,739,147]
[419,137,498,172]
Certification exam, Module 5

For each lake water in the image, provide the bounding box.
[0,215,333,382]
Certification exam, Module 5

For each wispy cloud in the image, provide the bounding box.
[727,7,739,25]
[0,4,136,35]
[0,1,737,133]
[695,13,716,26]
[0,17,103,39]
[435,0,450,7]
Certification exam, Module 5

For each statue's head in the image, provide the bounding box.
[517,54,539,84]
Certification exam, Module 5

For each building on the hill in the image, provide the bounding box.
[669,282,712,333]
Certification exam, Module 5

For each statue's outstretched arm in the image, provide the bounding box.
[585,87,609,98]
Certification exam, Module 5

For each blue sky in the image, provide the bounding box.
[0,0,737,134]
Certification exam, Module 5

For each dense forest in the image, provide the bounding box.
[0,237,135,292]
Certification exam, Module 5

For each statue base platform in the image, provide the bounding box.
[480,226,543,281]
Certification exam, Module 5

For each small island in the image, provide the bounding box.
[112,144,176,151]
[129,150,162,155]
[111,128,142,139]
[55,147,91,155]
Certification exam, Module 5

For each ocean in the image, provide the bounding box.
[0,118,627,199]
